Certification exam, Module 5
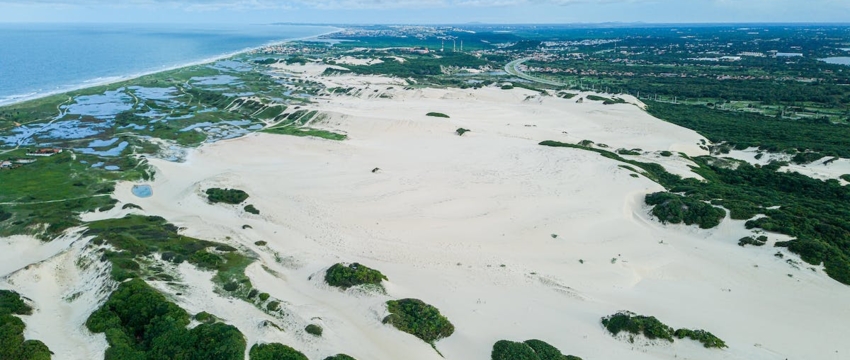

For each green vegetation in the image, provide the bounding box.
[601,311,674,342]
[541,139,850,285]
[86,215,252,287]
[323,355,356,360]
[244,205,260,215]
[206,188,249,205]
[0,290,52,360]
[616,148,641,156]
[840,174,850,182]
[249,343,308,360]
[491,339,582,360]
[325,263,388,289]
[305,324,323,337]
[337,53,488,78]
[426,112,450,118]
[262,125,347,141]
[645,192,726,229]
[674,329,728,349]
[738,235,768,247]
[456,128,471,136]
[86,279,246,359]
[660,151,673,157]
[601,311,726,349]
[647,101,850,157]
[586,95,626,105]
[383,299,454,344]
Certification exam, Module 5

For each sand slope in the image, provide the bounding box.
[100,81,850,360]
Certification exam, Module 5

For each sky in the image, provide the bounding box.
[0,0,849,24]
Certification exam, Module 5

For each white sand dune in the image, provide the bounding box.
[101,78,850,360]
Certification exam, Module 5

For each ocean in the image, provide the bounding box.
[0,23,337,106]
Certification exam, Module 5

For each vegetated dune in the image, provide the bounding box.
[4,69,848,360]
[99,77,850,360]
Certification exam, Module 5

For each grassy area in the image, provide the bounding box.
[325,263,387,289]
[262,125,347,141]
[86,215,252,288]
[383,299,454,345]
[323,355,357,360]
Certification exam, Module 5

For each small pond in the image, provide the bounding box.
[132,185,153,198]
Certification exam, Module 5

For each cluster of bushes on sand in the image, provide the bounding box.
[738,235,768,247]
[491,339,582,360]
[206,188,249,204]
[325,263,387,289]
[383,299,455,344]
[0,290,52,359]
[645,192,726,229]
[601,311,726,349]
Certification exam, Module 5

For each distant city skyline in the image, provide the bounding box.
[1,0,849,24]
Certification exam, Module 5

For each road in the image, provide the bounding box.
[504,58,569,87]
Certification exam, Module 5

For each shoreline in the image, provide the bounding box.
[0,26,343,108]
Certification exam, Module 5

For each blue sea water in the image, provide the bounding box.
[0,23,336,106]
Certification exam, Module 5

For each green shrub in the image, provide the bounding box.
[122,203,143,210]
[0,208,12,222]
[660,151,673,157]
[254,241,267,246]
[738,236,767,247]
[601,311,675,342]
[194,312,214,323]
[267,301,280,311]
[426,112,450,118]
[206,188,249,204]
[841,174,850,182]
[249,343,308,360]
[86,279,246,360]
[501,84,515,90]
[491,340,539,360]
[259,293,270,301]
[305,324,323,336]
[383,299,454,344]
[325,263,387,289]
[456,128,471,136]
[645,192,725,229]
[244,205,260,215]
[524,339,582,360]
[223,282,239,292]
[323,355,356,360]
[674,329,728,349]
[0,290,53,360]
[616,148,641,156]
[0,290,32,316]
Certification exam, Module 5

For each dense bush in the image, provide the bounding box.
[86,279,246,360]
[456,128,471,136]
[491,340,538,360]
[738,236,767,247]
[205,188,249,204]
[0,290,52,360]
[244,205,260,215]
[645,192,726,229]
[249,343,308,360]
[325,263,387,289]
[601,311,675,342]
[383,299,454,344]
[616,148,641,156]
[305,324,323,337]
[323,355,356,360]
[646,101,850,157]
[674,329,728,348]
[0,208,12,222]
[602,311,726,349]
[426,112,450,118]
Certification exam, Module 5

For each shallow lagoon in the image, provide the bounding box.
[131,184,153,198]
[821,57,850,66]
